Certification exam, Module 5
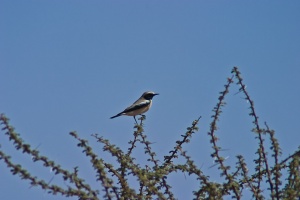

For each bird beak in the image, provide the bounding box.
[154,93,159,96]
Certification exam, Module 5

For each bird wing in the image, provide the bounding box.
[122,100,150,113]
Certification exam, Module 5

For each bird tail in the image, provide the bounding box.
[110,113,122,119]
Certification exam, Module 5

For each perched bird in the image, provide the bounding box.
[110,91,159,123]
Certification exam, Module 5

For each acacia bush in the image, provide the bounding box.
[1,67,299,200]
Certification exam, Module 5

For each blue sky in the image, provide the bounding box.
[1,1,300,199]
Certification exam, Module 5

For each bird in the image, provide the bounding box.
[110,91,159,123]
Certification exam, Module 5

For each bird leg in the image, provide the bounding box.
[133,116,138,124]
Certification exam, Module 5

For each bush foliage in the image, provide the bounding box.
[1,67,300,200]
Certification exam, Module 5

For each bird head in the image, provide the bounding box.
[142,91,159,100]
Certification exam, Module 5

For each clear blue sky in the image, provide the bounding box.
[1,1,300,199]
